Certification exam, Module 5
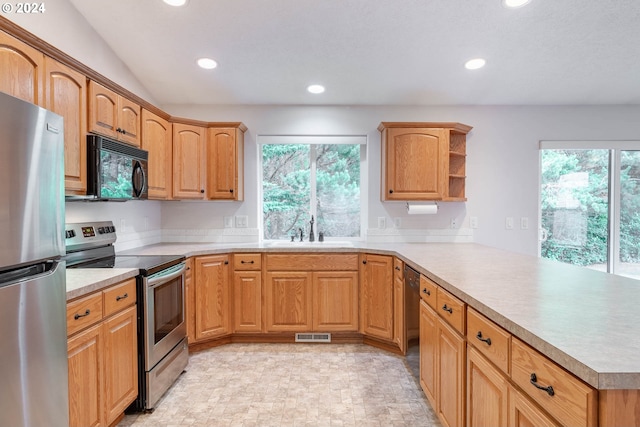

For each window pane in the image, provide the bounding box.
[262,144,310,240]
[540,149,609,270]
[316,144,361,238]
[618,150,640,279]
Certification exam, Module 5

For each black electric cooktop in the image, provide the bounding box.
[70,254,185,276]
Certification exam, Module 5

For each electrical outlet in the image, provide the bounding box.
[378,217,386,229]
[235,215,248,228]
[470,216,478,229]
[224,216,233,228]
[450,218,457,229]
[506,217,514,230]
[394,217,401,228]
[520,217,529,230]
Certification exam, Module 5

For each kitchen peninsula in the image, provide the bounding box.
[68,241,640,427]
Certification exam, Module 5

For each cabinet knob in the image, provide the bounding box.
[362,260,367,264]
[389,189,394,194]
[200,189,205,193]
[224,260,229,265]
[395,266,401,271]
[230,189,234,193]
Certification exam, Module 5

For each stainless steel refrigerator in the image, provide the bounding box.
[0,91,68,426]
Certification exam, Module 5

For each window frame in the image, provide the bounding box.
[539,140,640,276]
[258,135,368,242]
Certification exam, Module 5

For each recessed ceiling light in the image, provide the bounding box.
[464,58,486,70]
[503,0,531,8]
[197,58,218,70]
[163,0,188,6]
[307,84,325,94]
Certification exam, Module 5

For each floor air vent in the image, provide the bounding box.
[295,333,331,343]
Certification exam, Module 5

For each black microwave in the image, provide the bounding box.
[86,134,148,200]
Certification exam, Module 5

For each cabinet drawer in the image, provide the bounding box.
[103,278,137,317]
[265,253,358,271]
[234,253,262,270]
[511,338,597,427]
[467,307,510,374]
[67,292,103,336]
[436,287,465,334]
[420,275,438,309]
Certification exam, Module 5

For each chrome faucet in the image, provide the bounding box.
[299,228,304,242]
[309,216,315,242]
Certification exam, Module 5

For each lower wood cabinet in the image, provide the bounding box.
[312,271,359,332]
[194,254,230,341]
[67,279,138,427]
[419,293,466,427]
[184,257,195,343]
[265,271,313,331]
[467,346,509,427]
[233,270,262,332]
[360,254,393,340]
[509,386,561,427]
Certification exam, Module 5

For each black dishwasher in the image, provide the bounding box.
[404,264,421,384]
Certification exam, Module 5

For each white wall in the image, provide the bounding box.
[6,0,156,103]
[162,104,640,256]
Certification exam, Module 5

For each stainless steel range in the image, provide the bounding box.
[65,221,188,411]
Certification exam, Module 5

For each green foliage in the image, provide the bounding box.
[262,143,360,240]
[540,149,640,268]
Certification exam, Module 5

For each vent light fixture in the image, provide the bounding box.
[197,58,218,70]
[503,0,531,8]
[163,0,188,6]
[464,58,486,70]
[307,84,325,94]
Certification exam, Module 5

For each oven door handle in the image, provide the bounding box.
[146,262,186,288]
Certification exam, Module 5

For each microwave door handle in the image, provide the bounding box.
[132,161,145,197]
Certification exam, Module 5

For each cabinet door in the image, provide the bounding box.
[184,258,196,344]
[384,128,447,200]
[141,109,172,199]
[359,254,393,340]
[312,271,358,332]
[67,324,104,427]
[509,386,561,427]
[118,96,141,146]
[194,255,230,341]
[44,57,87,195]
[233,270,262,333]
[102,306,138,425]
[173,123,206,199]
[467,346,509,427]
[88,80,119,139]
[265,271,313,332]
[438,318,466,427]
[393,272,405,352]
[420,300,437,409]
[0,30,44,106]
[207,127,241,200]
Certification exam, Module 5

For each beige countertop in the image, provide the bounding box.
[92,241,640,390]
[66,268,139,301]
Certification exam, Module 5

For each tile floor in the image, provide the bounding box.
[119,343,441,427]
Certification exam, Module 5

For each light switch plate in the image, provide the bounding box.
[235,215,248,228]
[394,217,401,228]
[520,217,529,230]
[470,216,478,229]
[506,217,514,230]
[224,216,233,228]
[378,217,386,229]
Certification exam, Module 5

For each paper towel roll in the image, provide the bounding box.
[406,203,438,215]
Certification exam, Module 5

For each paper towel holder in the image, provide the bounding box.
[406,202,438,215]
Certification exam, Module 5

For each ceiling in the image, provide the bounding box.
[69,0,640,106]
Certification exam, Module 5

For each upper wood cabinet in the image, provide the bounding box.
[141,109,172,199]
[173,123,206,199]
[359,253,394,340]
[44,57,87,195]
[0,30,44,106]
[207,124,246,200]
[379,122,472,201]
[88,80,141,146]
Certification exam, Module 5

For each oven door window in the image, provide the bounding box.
[153,276,184,344]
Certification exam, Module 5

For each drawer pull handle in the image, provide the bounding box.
[395,266,401,271]
[241,260,255,264]
[74,309,90,320]
[530,373,555,396]
[422,288,431,296]
[442,304,453,314]
[476,331,492,345]
[116,293,129,301]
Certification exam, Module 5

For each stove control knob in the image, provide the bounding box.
[65,230,76,239]
[97,227,105,234]
[110,226,116,232]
